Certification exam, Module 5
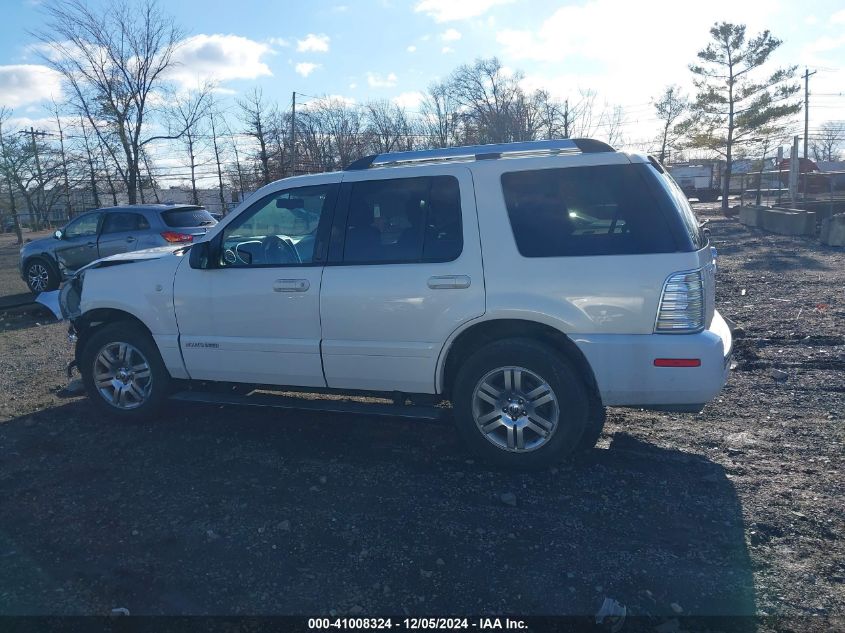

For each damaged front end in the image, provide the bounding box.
[59,272,85,378]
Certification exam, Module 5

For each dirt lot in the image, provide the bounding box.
[0,209,842,629]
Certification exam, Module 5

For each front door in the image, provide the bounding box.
[55,212,103,274]
[173,180,339,387]
[320,167,485,394]
[97,211,150,258]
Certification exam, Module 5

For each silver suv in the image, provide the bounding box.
[19,204,217,293]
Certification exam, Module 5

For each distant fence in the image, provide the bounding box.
[738,169,845,220]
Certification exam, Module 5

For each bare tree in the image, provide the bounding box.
[810,120,845,162]
[169,84,212,205]
[0,108,23,243]
[448,57,527,143]
[652,85,689,163]
[207,98,229,214]
[34,0,189,204]
[601,104,626,147]
[237,88,272,186]
[78,116,101,208]
[365,100,415,154]
[420,81,458,148]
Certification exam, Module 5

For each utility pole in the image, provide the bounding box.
[20,128,48,229]
[803,67,817,160]
[789,135,799,204]
[290,91,297,176]
[563,100,570,138]
[54,113,72,220]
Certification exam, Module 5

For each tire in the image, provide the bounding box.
[452,338,590,469]
[576,402,606,452]
[79,321,171,421]
[24,257,59,293]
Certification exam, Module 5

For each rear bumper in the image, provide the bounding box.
[573,310,732,410]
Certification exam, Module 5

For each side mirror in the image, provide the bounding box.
[189,240,213,269]
[54,229,63,240]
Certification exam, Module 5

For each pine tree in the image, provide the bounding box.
[687,23,800,214]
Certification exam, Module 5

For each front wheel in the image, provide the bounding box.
[79,321,171,420]
[452,339,589,469]
[24,257,59,293]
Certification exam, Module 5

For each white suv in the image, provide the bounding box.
[59,139,731,468]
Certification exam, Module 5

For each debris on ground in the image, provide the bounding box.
[595,597,627,632]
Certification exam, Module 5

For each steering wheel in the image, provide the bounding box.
[262,234,301,264]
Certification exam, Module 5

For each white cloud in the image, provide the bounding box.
[407,45,417,53]
[169,34,273,87]
[441,46,454,54]
[393,91,424,109]
[301,94,357,111]
[441,28,462,42]
[495,0,778,106]
[367,71,398,88]
[295,62,321,77]
[349,82,357,89]
[415,0,514,22]
[297,33,330,53]
[831,9,845,24]
[0,64,63,108]
[268,37,290,48]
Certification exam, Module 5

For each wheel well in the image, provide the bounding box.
[73,309,153,365]
[23,253,59,276]
[440,319,602,404]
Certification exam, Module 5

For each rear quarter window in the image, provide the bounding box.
[161,207,217,228]
[501,164,678,257]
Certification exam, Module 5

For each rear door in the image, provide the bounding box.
[319,167,484,394]
[97,211,150,258]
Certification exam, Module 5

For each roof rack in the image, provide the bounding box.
[345,138,614,170]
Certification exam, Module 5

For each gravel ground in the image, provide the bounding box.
[0,207,842,630]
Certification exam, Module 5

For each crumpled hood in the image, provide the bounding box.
[76,244,188,273]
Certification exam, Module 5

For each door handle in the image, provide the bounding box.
[427,275,471,289]
[273,278,310,293]
[126,237,136,243]
[86,242,96,248]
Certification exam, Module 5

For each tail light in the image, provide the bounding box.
[655,269,705,333]
[161,231,194,244]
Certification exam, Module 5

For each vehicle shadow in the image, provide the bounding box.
[0,401,755,623]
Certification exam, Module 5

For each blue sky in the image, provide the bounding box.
[1,0,844,153]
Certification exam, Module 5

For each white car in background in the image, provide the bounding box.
[59,138,731,468]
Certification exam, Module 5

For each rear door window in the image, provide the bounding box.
[501,164,678,257]
[101,212,149,233]
[341,175,462,264]
[161,207,217,228]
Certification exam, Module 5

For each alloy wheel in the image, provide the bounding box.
[93,342,153,409]
[27,263,50,293]
[471,366,560,452]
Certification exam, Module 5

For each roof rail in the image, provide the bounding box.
[344,138,615,170]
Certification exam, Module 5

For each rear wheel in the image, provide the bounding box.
[24,257,59,293]
[79,321,171,421]
[453,338,589,469]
